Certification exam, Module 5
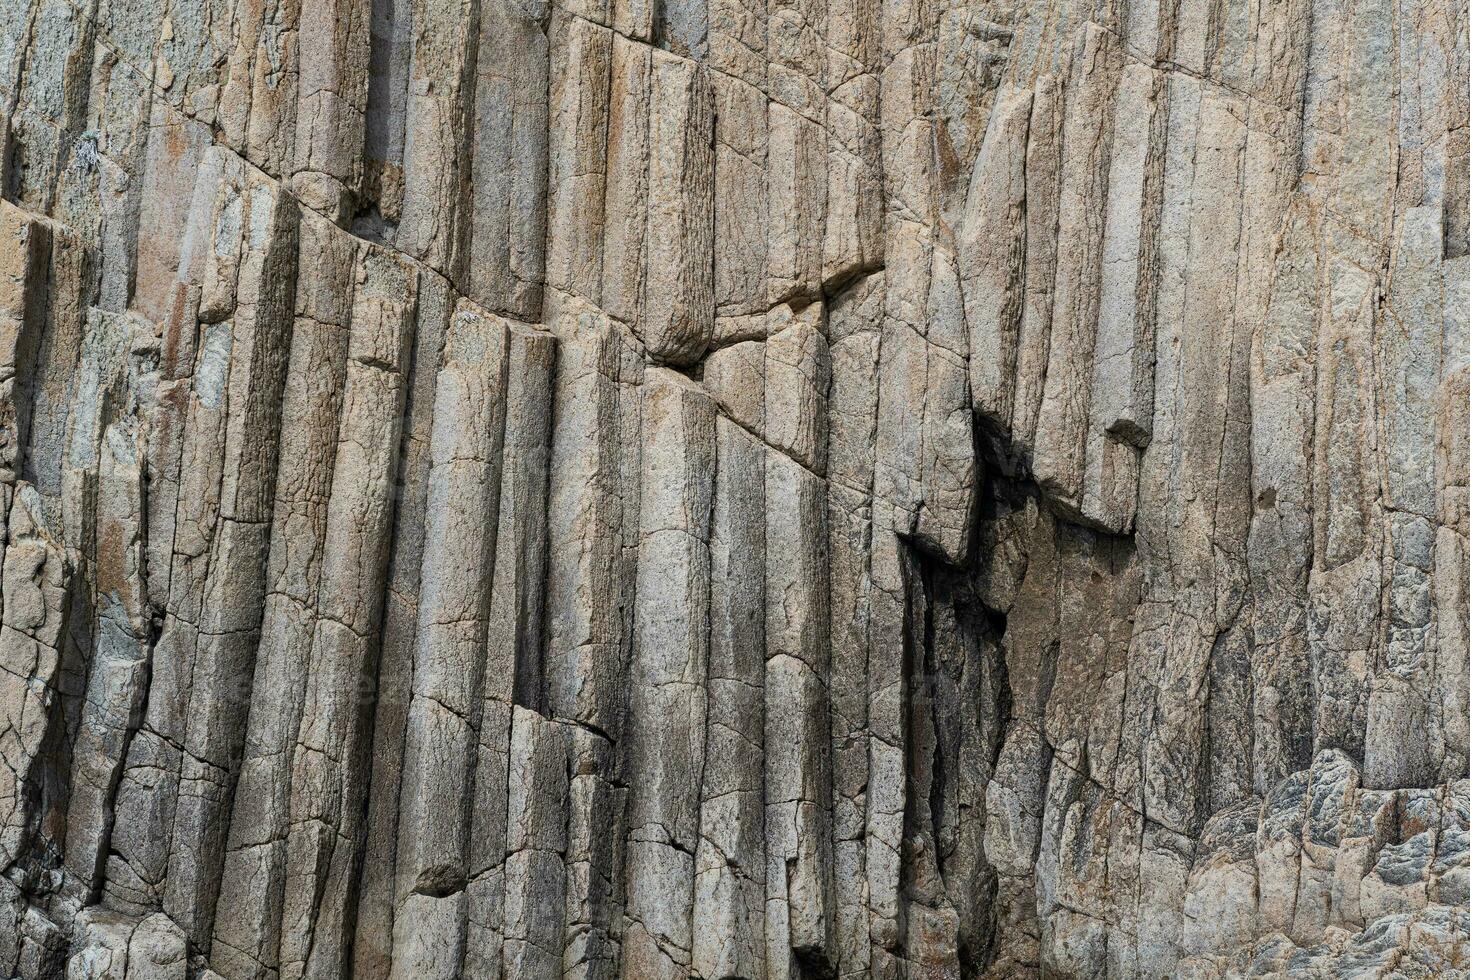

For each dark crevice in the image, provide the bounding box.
[889,411,1139,975]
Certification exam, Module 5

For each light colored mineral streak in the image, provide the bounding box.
[1,0,1469,977]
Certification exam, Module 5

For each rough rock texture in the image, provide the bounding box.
[1,0,1469,977]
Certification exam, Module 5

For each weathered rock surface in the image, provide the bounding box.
[1,0,1468,976]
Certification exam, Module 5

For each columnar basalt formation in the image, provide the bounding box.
[1,0,1469,977]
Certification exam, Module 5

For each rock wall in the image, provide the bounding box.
[1,0,1468,977]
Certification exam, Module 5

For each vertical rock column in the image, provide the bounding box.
[464,324,557,979]
[8,206,88,530]
[293,0,372,220]
[1437,254,1470,774]
[823,0,882,287]
[362,0,415,220]
[101,149,299,939]
[0,201,50,532]
[399,0,481,280]
[767,0,828,304]
[60,308,157,900]
[866,0,976,969]
[468,0,550,319]
[4,0,94,216]
[546,17,613,305]
[544,304,642,980]
[1363,206,1444,788]
[1081,60,1161,533]
[764,309,836,979]
[390,301,511,980]
[765,447,835,978]
[279,245,418,980]
[211,210,358,980]
[163,157,301,947]
[103,130,223,913]
[873,0,975,565]
[960,85,1031,432]
[216,0,299,181]
[642,53,714,365]
[130,100,213,328]
[692,417,767,980]
[601,32,653,327]
[602,44,715,366]
[1109,60,1259,971]
[499,706,570,978]
[1030,24,1123,525]
[825,272,883,980]
[1296,0,1398,790]
[1004,67,1061,455]
[353,273,455,980]
[1248,197,1320,795]
[1230,0,1314,808]
[621,369,716,980]
[711,0,770,325]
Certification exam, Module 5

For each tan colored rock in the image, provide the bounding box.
[468,0,551,319]
[546,15,613,304]
[5,2,1468,977]
[692,417,766,980]
[391,300,512,980]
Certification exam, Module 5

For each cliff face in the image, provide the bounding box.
[1,0,1468,977]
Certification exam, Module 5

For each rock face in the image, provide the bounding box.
[1,0,1468,977]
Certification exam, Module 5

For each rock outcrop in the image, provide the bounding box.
[1,0,1469,977]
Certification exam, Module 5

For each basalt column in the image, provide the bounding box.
[3,0,1470,977]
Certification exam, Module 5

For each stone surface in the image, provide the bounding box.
[0,0,1467,977]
